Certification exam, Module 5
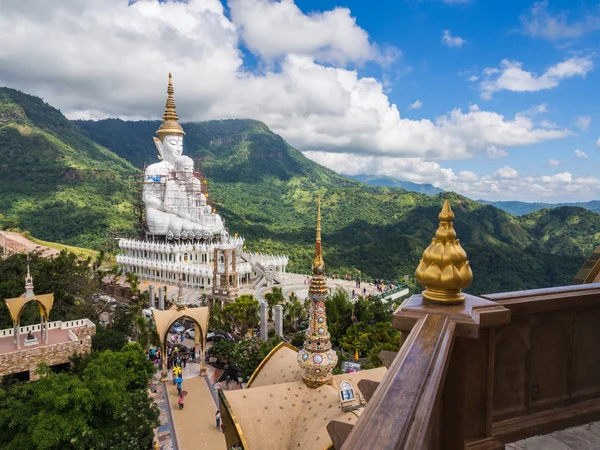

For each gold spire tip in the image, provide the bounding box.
[415,200,473,304]
[156,72,185,139]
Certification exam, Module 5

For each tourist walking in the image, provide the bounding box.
[176,380,182,396]
[182,353,187,368]
[215,410,221,430]
[178,394,185,410]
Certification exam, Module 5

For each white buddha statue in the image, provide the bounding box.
[143,73,224,238]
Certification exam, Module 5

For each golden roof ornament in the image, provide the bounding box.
[297,198,338,388]
[415,200,473,304]
[156,72,185,141]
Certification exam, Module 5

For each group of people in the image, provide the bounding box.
[172,364,186,409]
[374,281,399,293]
[351,287,368,298]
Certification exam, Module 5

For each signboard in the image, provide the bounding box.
[341,361,361,373]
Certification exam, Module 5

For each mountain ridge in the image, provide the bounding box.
[347,174,443,195]
[478,199,600,216]
[0,87,597,294]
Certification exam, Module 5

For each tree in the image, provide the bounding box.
[264,287,284,320]
[223,295,259,336]
[0,343,159,450]
[91,325,128,352]
[283,294,306,332]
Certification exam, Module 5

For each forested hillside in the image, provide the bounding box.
[0,88,138,248]
[0,87,593,296]
[78,117,598,294]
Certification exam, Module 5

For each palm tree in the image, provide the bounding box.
[285,297,306,331]
[245,302,260,334]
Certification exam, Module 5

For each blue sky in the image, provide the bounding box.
[1,0,599,202]
[291,0,600,198]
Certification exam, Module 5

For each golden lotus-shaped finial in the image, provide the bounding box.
[415,200,473,304]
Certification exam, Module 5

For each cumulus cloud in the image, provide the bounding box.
[575,149,588,158]
[442,30,467,47]
[481,57,593,99]
[305,151,600,201]
[467,75,478,82]
[596,137,600,148]
[229,0,399,66]
[0,0,587,201]
[576,115,591,131]
[548,158,561,166]
[409,99,423,109]
[0,0,572,162]
[486,146,508,159]
[520,1,600,41]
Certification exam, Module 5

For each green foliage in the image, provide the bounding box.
[322,289,400,365]
[222,294,260,336]
[0,343,159,450]
[0,251,99,329]
[91,325,128,353]
[264,287,284,320]
[208,336,281,379]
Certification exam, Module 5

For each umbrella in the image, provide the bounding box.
[174,378,183,383]
[180,390,188,397]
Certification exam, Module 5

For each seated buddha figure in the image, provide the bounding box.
[143,73,224,237]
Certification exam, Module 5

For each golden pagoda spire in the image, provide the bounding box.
[298,198,337,388]
[156,72,185,140]
[415,200,473,304]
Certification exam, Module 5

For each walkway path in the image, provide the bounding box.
[165,364,226,450]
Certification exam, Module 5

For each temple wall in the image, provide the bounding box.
[0,325,95,379]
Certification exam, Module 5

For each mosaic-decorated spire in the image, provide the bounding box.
[297,198,337,388]
[415,200,473,304]
[24,253,34,299]
[156,72,185,140]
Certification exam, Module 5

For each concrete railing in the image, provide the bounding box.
[0,318,94,338]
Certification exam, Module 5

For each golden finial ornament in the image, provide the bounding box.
[156,72,185,140]
[415,200,473,304]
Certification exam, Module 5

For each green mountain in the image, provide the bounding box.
[76,117,597,294]
[478,199,600,216]
[348,174,443,195]
[0,88,138,248]
[0,87,595,296]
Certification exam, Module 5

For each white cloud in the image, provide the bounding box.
[481,57,593,99]
[0,0,573,176]
[575,149,588,158]
[548,158,561,166]
[494,166,519,179]
[467,75,479,82]
[520,0,600,41]
[576,115,591,131]
[229,0,399,66]
[596,137,600,148]
[305,151,600,201]
[409,99,423,109]
[442,30,467,47]
[486,146,509,159]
